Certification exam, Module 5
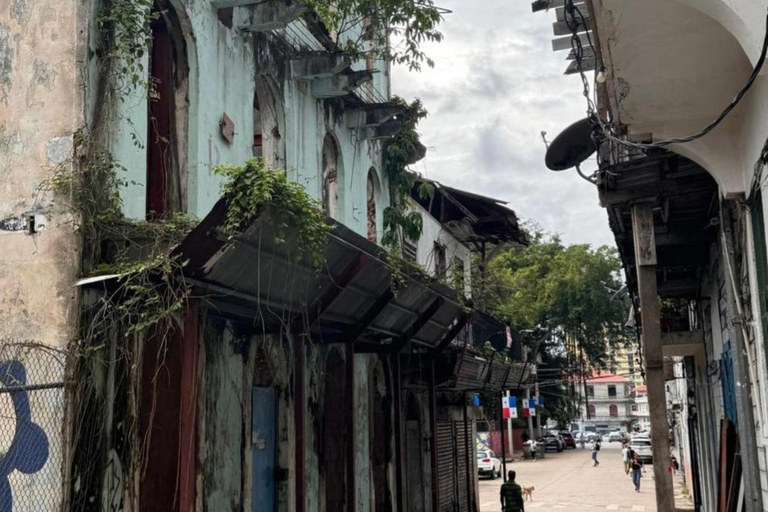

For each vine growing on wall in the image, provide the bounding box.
[381,96,429,249]
[214,158,332,266]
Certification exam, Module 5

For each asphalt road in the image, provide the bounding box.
[478,442,657,512]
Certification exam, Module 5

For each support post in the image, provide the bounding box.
[294,332,305,512]
[720,202,763,512]
[428,360,439,512]
[393,354,404,512]
[631,203,674,512]
[505,390,513,458]
[346,340,356,512]
[500,391,508,480]
[525,386,534,441]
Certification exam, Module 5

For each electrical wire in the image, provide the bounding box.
[564,1,768,151]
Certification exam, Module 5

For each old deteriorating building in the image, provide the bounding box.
[536,0,768,511]
[0,1,529,512]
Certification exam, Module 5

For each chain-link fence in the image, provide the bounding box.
[0,342,66,512]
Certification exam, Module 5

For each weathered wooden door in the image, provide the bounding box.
[252,386,276,512]
[406,420,425,512]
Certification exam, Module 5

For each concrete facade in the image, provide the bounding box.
[581,372,634,433]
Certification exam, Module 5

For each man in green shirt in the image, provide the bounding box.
[500,470,525,512]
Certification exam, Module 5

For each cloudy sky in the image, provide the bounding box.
[391,0,614,248]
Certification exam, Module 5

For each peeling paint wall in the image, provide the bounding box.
[0,0,82,509]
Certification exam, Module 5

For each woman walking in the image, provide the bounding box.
[630,454,644,491]
[591,439,601,466]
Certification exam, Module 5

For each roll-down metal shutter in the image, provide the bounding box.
[436,421,457,512]
[455,421,469,512]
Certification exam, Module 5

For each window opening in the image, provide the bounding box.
[322,134,340,219]
[434,243,447,279]
[608,385,617,397]
[367,170,378,243]
[587,404,595,418]
[609,404,618,418]
[586,385,594,397]
[147,12,173,219]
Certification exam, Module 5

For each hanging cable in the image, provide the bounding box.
[564,1,768,150]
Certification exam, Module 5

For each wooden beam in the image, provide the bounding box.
[290,53,350,80]
[306,254,367,326]
[553,17,591,36]
[631,204,675,512]
[389,298,445,353]
[552,32,593,52]
[311,71,372,98]
[343,289,395,343]
[531,0,584,12]
[431,314,469,357]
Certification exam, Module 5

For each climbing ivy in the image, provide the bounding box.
[382,97,429,249]
[97,0,157,93]
[213,158,332,266]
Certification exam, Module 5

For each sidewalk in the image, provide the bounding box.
[673,471,694,512]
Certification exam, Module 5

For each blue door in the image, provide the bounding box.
[252,387,276,512]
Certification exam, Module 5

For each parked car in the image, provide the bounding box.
[608,431,623,443]
[477,450,502,479]
[539,434,563,452]
[629,438,653,463]
[585,432,600,442]
[559,431,576,448]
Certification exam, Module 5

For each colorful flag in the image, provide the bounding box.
[530,407,537,417]
[537,396,545,406]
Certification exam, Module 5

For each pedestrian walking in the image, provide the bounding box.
[631,454,644,492]
[621,443,631,474]
[591,438,601,466]
[500,470,525,512]
[525,438,538,460]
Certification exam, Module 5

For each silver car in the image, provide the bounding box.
[630,439,653,463]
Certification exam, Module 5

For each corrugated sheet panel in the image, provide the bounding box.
[455,421,469,512]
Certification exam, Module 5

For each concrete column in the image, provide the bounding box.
[631,204,675,512]
[720,203,763,512]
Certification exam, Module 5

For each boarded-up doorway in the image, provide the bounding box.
[405,393,425,512]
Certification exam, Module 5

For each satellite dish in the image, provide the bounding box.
[545,118,597,171]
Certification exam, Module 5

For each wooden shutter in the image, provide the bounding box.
[455,421,469,511]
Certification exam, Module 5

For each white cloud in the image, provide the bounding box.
[391,0,614,248]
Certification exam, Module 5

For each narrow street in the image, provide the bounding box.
[479,443,657,512]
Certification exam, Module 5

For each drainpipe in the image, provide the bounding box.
[720,202,763,512]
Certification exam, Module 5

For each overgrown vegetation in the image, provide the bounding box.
[308,0,444,71]
[382,97,429,249]
[213,158,332,266]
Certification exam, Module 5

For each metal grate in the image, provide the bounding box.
[0,342,66,512]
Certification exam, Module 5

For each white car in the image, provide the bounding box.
[630,438,653,463]
[477,450,502,479]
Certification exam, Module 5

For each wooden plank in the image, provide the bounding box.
[556,5,589,21]
[552,32,593,52]
[565,58,595,75]
[567,47,594,60]
[553,17,591,36]
[632,205,675,512]
[532,0,584,12]
[631,204,657,266]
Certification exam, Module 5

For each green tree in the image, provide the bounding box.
[474,227,631,425]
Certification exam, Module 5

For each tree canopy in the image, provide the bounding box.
[474,228,632,426]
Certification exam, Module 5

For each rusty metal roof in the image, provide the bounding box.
[174,199,468,350]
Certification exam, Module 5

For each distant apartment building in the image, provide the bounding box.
[633,384,651,432]
[582,372,634,434]
[607,343,644,388]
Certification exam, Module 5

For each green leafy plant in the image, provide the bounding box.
[213,158,332,265]
[307,0,444,72]
[97,0,157,93]
[382,97,429,249]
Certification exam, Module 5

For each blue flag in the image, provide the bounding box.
[509,396,517,408]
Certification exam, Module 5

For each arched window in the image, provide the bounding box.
[609,404,619,417]
[366,169,379,242]
[322,134,341,219]
[587,404,596,418]
[254,78,285,168]
[146,1,190,219]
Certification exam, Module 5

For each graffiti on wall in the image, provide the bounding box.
[476,431,491,453]
[0,359,50,512]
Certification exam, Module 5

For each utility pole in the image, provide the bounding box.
[525,386,534,438]
[505,389,513,455]
[534,357,541,437]
[631,204,674,512]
